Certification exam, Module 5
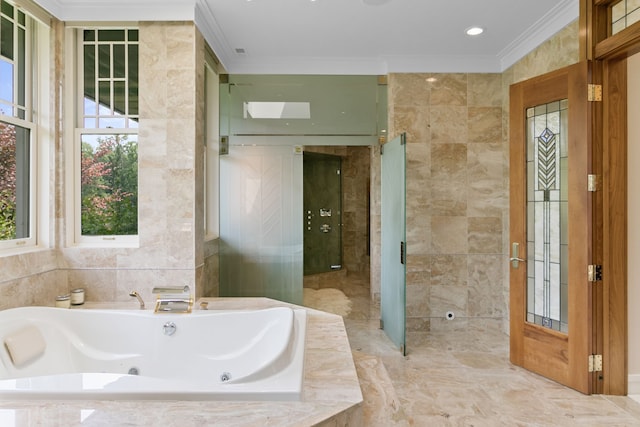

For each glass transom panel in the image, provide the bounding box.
[526,99,568,333]
[611,0,640,35]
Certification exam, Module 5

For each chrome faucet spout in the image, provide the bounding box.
[129,291,145,309]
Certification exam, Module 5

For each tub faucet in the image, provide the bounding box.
[152,285,193,314]
[129,291,145,309]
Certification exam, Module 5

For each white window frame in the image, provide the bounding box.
[0,1,49,254]
[0,116,36,250]
[64,25,139,247]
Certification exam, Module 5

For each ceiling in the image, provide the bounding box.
[34,0,579,75]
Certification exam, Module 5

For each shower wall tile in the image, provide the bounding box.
[392,106,430,143]
[389,73,432,107]
[407,284,430,318]
[386,71,507,335]
[430,284,467,318]
[406,317,430,332]
[431,216,468,254]
[406,215,431,254]
[468,107,502,143]
[430,74,467,106]
[430,199,467,217]
[468,74,502,107]
[467,255,505,317]
[467,142,505,217]
[468,217,502,254]
[431,143,467,180]
[430,106,467,144]
[406,254,431,288]
[430,255,468,287]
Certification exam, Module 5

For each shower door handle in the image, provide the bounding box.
[510,242,526,269]
[400,241,406,265]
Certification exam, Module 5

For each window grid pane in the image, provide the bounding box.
[611,0,640,35]
[0,0,29,120]
[82,28,138,129]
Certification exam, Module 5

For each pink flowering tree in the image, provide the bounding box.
[81,134,138,235]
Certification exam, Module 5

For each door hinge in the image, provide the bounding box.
[588,264,603,282]
[587,84,602,102]
[589,354,603,372]
[588,174,598,192]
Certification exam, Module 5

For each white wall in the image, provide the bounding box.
[628,52,640,393]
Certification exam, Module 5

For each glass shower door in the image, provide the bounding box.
[219,145,303,305]
[381,134,406,355]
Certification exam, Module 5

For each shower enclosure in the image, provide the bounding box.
[218,74,385,307]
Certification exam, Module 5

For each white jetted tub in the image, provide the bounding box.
[0,306,307,401]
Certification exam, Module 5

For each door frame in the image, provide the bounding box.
[580,0,638,395]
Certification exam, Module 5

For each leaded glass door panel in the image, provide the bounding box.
[509,62,593,394]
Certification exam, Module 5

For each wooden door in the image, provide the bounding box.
[509,62,594,394]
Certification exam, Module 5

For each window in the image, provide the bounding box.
[611,0,640,35]
[74,28,138,244]
[0,0,36,250]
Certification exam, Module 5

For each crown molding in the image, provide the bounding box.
[31,0,580,75]
[194,0,232,73]
[33,0,195,22]
[498,0,579,71]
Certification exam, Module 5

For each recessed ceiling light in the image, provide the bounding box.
[466,26,484,36]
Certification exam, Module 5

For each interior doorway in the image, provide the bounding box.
[302,146,372,319]
[303,152,343,276]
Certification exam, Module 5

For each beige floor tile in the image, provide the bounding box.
[304,274,640,426]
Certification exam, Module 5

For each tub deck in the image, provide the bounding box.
[0,298,363,426]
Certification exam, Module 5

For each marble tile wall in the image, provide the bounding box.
[370,19,580,337]
[60,22,207,303]
[386,72,506,334]
[1,21,214,307]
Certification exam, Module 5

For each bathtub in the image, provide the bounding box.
[0,305,307,401]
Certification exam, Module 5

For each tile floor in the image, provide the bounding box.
[304,274,640,426]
